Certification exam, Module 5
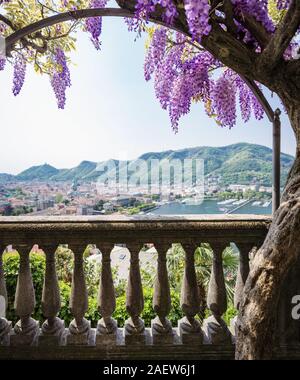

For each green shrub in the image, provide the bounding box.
[86,297,101,328]
[113,287,182,327]
[55,246,73,284]
[2,249,235,329]
[223,304,238,325]
[58,280,72,326]
[3,251,46,323]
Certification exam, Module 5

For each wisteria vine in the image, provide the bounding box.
[50,48,71,109]
[0,0,299,129]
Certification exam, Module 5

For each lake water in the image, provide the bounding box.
[149,199,272,215]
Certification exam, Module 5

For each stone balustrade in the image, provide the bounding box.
[0,215,297,360]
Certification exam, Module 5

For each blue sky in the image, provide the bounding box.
[0,15,296,174]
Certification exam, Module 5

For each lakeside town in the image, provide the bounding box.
[0,176,273,217]
[0,143,291,216]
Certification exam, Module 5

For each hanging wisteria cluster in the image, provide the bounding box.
[50,48,71,109]
[129,0,295,129]
[12,55,26,96]
[0,0,299,128]
[0,17,6,71]
[85,0,108,50]
[145,28,264,131]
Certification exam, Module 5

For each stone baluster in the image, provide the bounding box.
[11,247,39,346]
[67,246,91,345]
[204,243,231,345]
[152,243,173,345]
[96,244,118,345]
[125,244,146,345]
[230,243,252,339]
[234,243,252,311]
[39,246,65,346]
[0,247,12,346]
[179,244,203,344]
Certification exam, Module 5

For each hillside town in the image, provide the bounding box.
[0,176,273,217]
[1,143,286,216]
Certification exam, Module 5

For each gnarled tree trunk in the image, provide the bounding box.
[236,100,300,360]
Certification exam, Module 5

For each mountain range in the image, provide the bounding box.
[0,143,294,187]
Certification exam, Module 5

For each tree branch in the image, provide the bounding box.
[238,14,271,49]
[3,1,280,103]
[240,76,274,122]
[4,2,258,82]
[258,0,300,72]
[222,0,238,36]
[0,14,16,30]
[5,7,186,56]
[201,22,256,79]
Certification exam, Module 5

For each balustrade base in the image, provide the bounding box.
[0,319,12,346]
[203,316,233,345]
[151,318,174,345]
[96,328,123,346]
[151,331,174,345]
[66,324,94,346]
[39,334,65,347]
[0,335,10,346]
[2,344,300,360]
[39,318,65,346]
[10,320,39,347]
[151,332,174,345]
[39,327,66,347]
[124,318,147,345]
[178,321,204,345]
[3,327,300,360]
[124,330,147,345]
[0,343,236,360]
[0,328,236,359]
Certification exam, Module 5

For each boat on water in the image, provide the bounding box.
[262,200,272,207]
[252,201,261,206]
[232,199,247,206]
[217,199,237,205]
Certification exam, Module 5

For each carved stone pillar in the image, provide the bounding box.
[151,243,173,345]
[230,243,252,340]
[125,244,146,345]
[203,244,231,345]
[96,244,118,345]
[234,244,251,310]
[39,246,65,346]
[66,246,91,345]
[179,244,203,344]
[11,247,39,346]
[0,248,12,346]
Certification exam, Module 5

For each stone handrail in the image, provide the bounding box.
[0,215,275,358]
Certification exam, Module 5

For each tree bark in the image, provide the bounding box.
[236,100,300,360]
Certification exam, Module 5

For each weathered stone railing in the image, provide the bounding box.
[0,215,297,360]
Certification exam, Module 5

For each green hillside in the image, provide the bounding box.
[51,161,97,181]
[1,143,294,187]
[138,143,293,187]
[0,174,15,183]
[17,164,59,181]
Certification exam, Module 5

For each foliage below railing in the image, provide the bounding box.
[2,244,238,328]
